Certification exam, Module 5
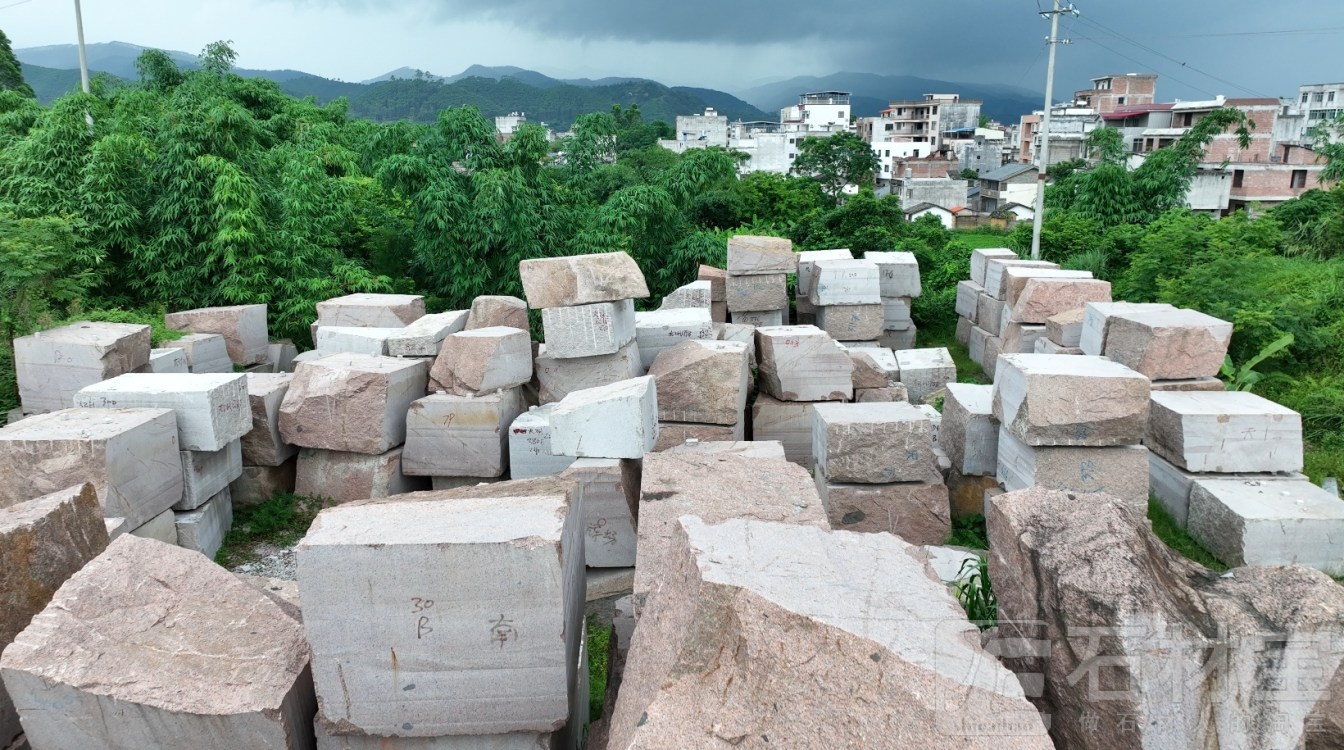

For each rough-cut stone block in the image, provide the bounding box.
[75,373,249,452]
[845,346,899,389]
[987,487,1344,750]
[519,252,649,309]
[465,295,529,331]
[1148,391,1302,473]
[726,235,796,275]
[879,326,918,351]
[634,452,828,599]
[697,265,726,301]
[610,516,1051,749]
[129,507,176,544]
[280,356,427,454]
[0,407,181,528]
[813,402,937,483]
[318,293,424,328]
[430,327,532,396]
[633,309,716,370]
[855,385,909,402]
[981,334,1003,375]
[165,305,269,365]
[1103,308,1234,380]
[509,406,577,479]
[1148,450,1307,527]
[14,321,150,414]
[808,259,881,305]
[651,422,744,451]
[533,341,643,404]
[385,311,469,357]
[268,341,299,373]
[403,390,525,478]
[174,486,233,559]
[881,296,913,331]
[955,281,983,320]
[1150,377,1225,392]
[243,373,298,467]
[814,303,883,341]
[550,376,657,459]
[895,347,956,404]
[540,299,636,359]
[865,250,921,298]
[1008,277,1111,326]
[297,488,583,737]
[139,347,189,374]
[1033,338,1081,355]
[314,326,400,356]
[971,296,1002,340]
[1000,321,1047,354]
[955,315,972,345]
[0,535,316,750]
[749,394,814,468]
[0,484,109,746]
[983,259,1059,300]
[663,440,786,460]
[648,340,748,426]
[996,428,1149,509]
[174,333,234,373]
[1078,301,1176,356]
[314,723,551,749]
[728,308,786,328]
[230,458,297,509]
[176,440,242,511]
[756,325,852,402]
[657,280,712,310]
[816,472,949,544]
[970,247,1017,287]
[796,249,852,303]
[1045,307,1084,347]
[947,468,1000,519]
[1000,268,1096,308]
[724,273,787,312]
[1211,468,1344,556]
[943,383,998,477]
[563,458,640,568]
[993,354,1150,446]
[294,446,427,504]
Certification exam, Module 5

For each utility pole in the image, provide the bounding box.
[1029,0,1078,261]
[73,0,90,94]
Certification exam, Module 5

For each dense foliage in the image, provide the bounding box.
[0,42,951,414]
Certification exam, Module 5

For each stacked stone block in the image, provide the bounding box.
[647,340,750,450]
[811,402,950,544]
[992,354,1152,509]
[172,333,234,373]
[807,258,883,342]
[509,405,578,479]
[164,304,269,366]
[795,248,852,323]
[13,321,151,414]
[726,235,795,326]
[696,264,728,323]
[941,383,1002,519]
[866,250,922,349]
[750,325,853,468]
[231,373,299,507]
[279,354,429,503]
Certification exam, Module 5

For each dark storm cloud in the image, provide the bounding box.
[300,0,1344,98]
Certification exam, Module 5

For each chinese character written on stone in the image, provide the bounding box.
[490,614,518,649]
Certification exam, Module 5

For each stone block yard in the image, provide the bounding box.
[0,241,1341,749]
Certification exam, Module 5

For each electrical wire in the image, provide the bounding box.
[1162,26,1344,39]
[1071,34,1217,99]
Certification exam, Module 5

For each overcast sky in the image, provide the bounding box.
[3,0,1342,100]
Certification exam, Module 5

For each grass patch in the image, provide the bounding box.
[1304,439,1344,486]
[955,231,1014,250]
[947,514,989,550]
[1147,498,1228,571]
[61,307,187,346]
[587,616,611,721]
[215,493,332,568]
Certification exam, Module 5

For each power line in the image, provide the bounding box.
[1075,15,1274,99]
[1161,26,1344,39]
[0,0,36,11]
[1072,34,1217,99]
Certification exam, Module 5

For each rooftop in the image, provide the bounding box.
[981,162,1037,181]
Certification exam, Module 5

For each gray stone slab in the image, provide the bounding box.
[294,446,428,505]
[550,377,658,459]
[316,293,424,328]
[814,303,884,341]
[1078,301,1176,357]
[508,405,578,479]
[76,373,250,452]
[541,299,637,359]
[955,281,982,321]
[895,347,956,404]
[139,347,189,374]
[992,354,1150,446]
[881,296,914,331]
[756,325,853,402]
[14,321,151,414]
[0,408,182,529]
[865,250,921,298]
[402,390,525,477]
[969,248,1017,287]
[633,309,716,370]
[176,440,242,511]
[1188,479,1344,574]
[519,251,649,309]
[813,402,936,483]
[315,326,400,356]
[174,487,234,559]
[1148,391,1303,473]
[657,281,712,311]
[1148,450,1308,528]
[726,235,796,275]
[385,311,470,357]
[982,259,1058,300]
[534,341,644,405]
[279,355,427,455]
[808,259,881,305]
[728,308,787,328]
[725,273,788,312]
[796,249,852,303]
[164,305,269,365]
[996,427,1150,509]
[175,333,234,374]
[749,394,816,469]
[242,373,298,467]
[128,507,177,544]
[562,458,639,568]
[942,383,998,477]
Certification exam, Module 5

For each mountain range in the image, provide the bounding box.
[14,42,1041,129]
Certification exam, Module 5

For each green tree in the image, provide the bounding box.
[791,132,880,202]
[0,30,33,99]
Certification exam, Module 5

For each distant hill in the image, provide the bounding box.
[739,72,1042,123]
[365,64,652,91]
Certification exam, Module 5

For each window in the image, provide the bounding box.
[1232,169,1245,188]
[1291,170,1308,189]
[1117,96,1127,105]
[1132,138,1144,153]
[1314,93,1324,103]
[1303,93,1310,104]
[1331,92,1337,104]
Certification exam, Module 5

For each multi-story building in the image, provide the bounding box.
[495,112,527,136]
[673,108,730,147]
[1297,83,1344,128]
[864,94,982,151]
[978,163,1039,213]
[1074,74,1158,114]
[780,92,853,133]
[1019,104,1101,166]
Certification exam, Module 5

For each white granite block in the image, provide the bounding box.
[550,376,658,459]
[75,373,250,452]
